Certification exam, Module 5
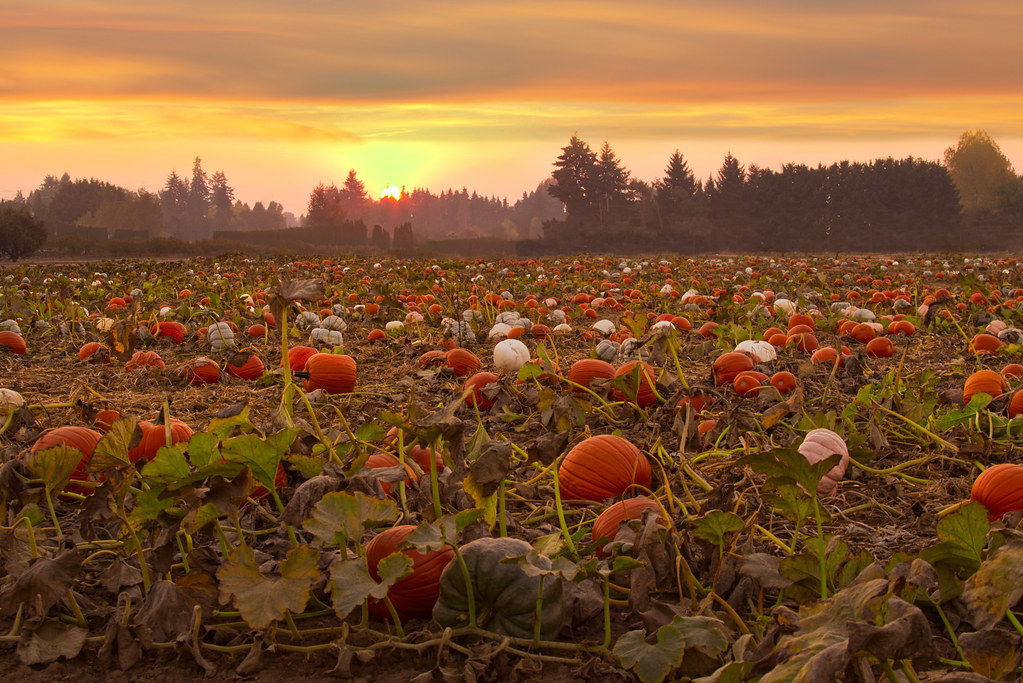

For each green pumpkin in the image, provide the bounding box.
[432,537,564,640]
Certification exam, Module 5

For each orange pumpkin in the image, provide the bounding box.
[614,360,659,406]
[712,351,754,386]
[125,350,165,371]
[770,371,797,394]
[445,348,481,376]
[226,352,265,381]
[186,357,221,385]
[284,345,318,372]
[786,331,819,352]
[31,426,103,495]
[591,496,665,557]
[366,525,455,620]
[93,409,122,433]
[559,435,652,502]
[78,341,110,364]
[303,353,357,394]
[464,371,500,410]
[787,313,815,331]
[865,336,894,358]
[887,320,915,336]
[364,452,419,496]
[567,359,616,392]
[850,323,876,344]
[963,369,1005,403]
[971,463,1023,521]
[152,321,187,344]
[970,333,1004,354]
[733,371,767,397]
[129,419,194,462]
[1008,391,1023,418]
[246,323,267,338]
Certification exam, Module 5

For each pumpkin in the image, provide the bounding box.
[850,323,876,343]
[226,352,265,381]
[186,357,221,385]
[787,313,816,331]
[963,369,1006,403]
[0,388,25,415]
[712,351,754,386]
[366,525,454,621]
[406,444,446,473]
[786,331,819,352]
[865,336,894,358]
[970,463,1023,521]
[302,353,357,394]
[797,428,849,496]
[78,341,110,364]
[733,370,767,396]
[591,496,665,557]
[284,345,318,372]
[310,327,343,347]
[761,326,785,342]
[124,350,165,371]
[770,371,798,394]
[559,434,652,502]
[887,320,915,336]
[1002,363,1023,379]
[367,328,387,341]
[364,452,419,496]
[31,426,103,495]
[445,348,481,376]
[493,338,530,373]
[129,419,194,462]
[206,321,236,351]
[614,360,659,407]
[246,323,267,338]
[0,330,27,354]
[734,339,777,364]
[568,359,615,392]
[433,536,565,640]
[970,333,1004,354]
[675,391,716,414]
[1008,391,1023,418]
[417,349,448,369]
[698,322,719,338]
[464,371,500,410]
[152,321,187,344]
[93,409,122,433]
[530,324,551,339]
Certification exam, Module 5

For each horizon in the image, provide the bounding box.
[3,2,1022,216]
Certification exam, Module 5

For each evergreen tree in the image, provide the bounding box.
[209,170,235,231]
[186,157,210,240]
[593,140,634,226]
[160,170,190,238]
[0,205,47,261]
[549,134,598,222]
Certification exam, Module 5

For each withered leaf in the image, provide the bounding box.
[0,549,82,617]
[218,545,320,629]
[16,618,88,665]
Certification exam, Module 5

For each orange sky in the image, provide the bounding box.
[3,1,1022,216]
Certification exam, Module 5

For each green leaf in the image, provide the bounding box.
[960,540,1023,630]
[220,429,298,491]
[930,501,989,567]
[25,445,82,493]
[517,360,545,383]
[186,431,220,469]
[933,393,993,431]
[207,406,255,441]
[404,509,485,553]
[737,447,840,500]
[218,545,320,629]
[354,420,387,444]
[691,511,744,549]
[762,484,818,526]
[329,553,413,620]
[614,622,685,683]
[303,491,399,547]
[670,615,729,658]
[128,486,175,525]
[183,502,223,534]
[140,445,190,486]
[87,416,137,472]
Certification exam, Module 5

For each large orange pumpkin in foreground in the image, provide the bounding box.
[971,463,1023,522]
[30,426,103,495]
[129,419,194,462]
[365,524,454,621]
[963,369,1005,403]
[559,434,652,502]
[567,359,615,392]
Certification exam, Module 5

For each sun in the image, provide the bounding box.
[379,185,402,200]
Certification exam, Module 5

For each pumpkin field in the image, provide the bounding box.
[2,253,1023,682]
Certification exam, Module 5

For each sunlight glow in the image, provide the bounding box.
[379,185,402,200]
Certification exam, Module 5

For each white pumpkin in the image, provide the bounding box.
[207,321,236,351]
[591,319,616,337]
[488,322,512,340]
[797,428,850,497]
[0,388,25,415]
[734,339,777,364]
[493,338,530,373]
[310,328,343,347]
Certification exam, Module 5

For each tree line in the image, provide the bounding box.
[544,130,1023,253]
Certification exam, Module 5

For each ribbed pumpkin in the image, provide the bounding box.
[445,348,481,376]
[0,330,27,354]
[366,524,454,621]
[1008,391,1023,418]
[302,353,357,394]
[78,341,110,364]
[31,426,103,495]
[93,409,122,433]
[284,345,318,372]
[186,357,221,385]
[567,359,616,392]
[124,350,165,371]
[559,435,652,502]
[797,428,849,496]
[226,352,265,381]
[712,351,754,386]
[970,463,1023,521]
[614,360,659,407]
[464,371,500,410]
[963,369,1006,403]
[591,496,665,557]
[129,419,194,462]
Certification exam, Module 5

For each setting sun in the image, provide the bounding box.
[379,185,402,200]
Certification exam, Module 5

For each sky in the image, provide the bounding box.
[2,0,1023,216]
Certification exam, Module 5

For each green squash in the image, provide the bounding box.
[432,537,564,640]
